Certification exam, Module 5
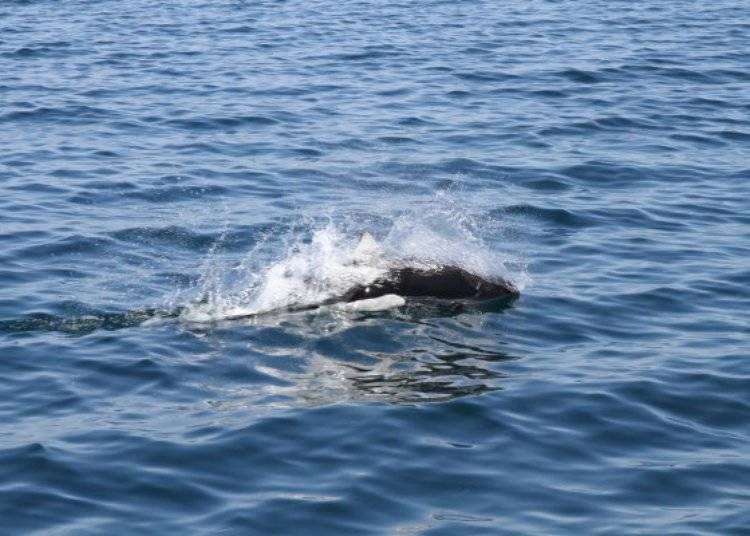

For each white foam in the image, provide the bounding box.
[247,226,389,314]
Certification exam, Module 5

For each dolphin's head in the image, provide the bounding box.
[471,274,519,300]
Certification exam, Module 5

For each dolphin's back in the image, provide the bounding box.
[343,266,518,302]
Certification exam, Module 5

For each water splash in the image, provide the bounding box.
[180,193,528,323]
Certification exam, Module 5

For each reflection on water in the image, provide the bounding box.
[207,349,514,409]
[204,311,516,408]
[255,348,514,406]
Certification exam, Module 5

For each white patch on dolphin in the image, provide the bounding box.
[332,293,406,312]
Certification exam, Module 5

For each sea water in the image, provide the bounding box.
[1,0,749,533]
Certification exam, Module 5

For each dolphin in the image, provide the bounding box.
[337,233,518,304]
[218,233,519,320]
[339,265,518,303]
[0,233,519,333]
[217,266,517,320]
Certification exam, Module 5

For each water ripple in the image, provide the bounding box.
[1,0,749,533]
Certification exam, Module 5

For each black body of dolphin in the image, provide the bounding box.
[218,265,518,321]
[339,265,518,303]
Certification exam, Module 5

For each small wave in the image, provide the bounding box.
[501,204,594,229]
[110,226,217,251]
[0,105,116,125]
[123,184,230,203]
[163,115,280,131]
[554,68,603,84]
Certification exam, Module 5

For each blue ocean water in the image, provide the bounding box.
[2,0,750,533]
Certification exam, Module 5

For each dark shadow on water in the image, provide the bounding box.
[0,308,177,336]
